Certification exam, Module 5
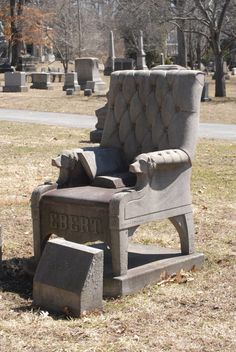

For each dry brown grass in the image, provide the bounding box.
[0,121,235,352]
[0,72,236,124]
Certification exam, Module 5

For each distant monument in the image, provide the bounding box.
[75,57,106,92]
[104,31,115,76]
[136,30,148,70]
[160,53,165,65]
[0,21,14,73]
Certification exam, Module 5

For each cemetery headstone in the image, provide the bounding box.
[63,72,80,91]
[114,58,135,71]
[33,238,104,317]
[3,72,28,92]
[30,73,53,90]
[75,57,106,92]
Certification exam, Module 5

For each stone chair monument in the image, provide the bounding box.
[31,68,204,297]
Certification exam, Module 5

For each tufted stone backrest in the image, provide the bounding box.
[101,69,204,163]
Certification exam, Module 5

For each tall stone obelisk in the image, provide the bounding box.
[136,30,148,70]
[104,31,115,76]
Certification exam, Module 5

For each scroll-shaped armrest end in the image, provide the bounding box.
[51,148,89,188]
[129,149,191,174]
[52,148,82,169]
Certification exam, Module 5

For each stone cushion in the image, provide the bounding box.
[41,186,124,206]
[78,147,128,180]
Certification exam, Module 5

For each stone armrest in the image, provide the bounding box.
[51,148,90,188]
[51,146,128,188]
[129,149,191,174]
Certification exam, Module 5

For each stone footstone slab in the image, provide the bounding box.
[101,243,204,297]
[33,238,104,317]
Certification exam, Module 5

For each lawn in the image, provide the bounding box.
[0,121,235,352]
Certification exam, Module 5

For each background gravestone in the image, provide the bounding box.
[75,57,106,92]
[30,73,53,90]
[33,238,104,317]
[63,72,80,91]
[3,72,28,92]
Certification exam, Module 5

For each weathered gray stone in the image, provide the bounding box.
[114,58,135,71]
[136,30,148,70]
[63,72,80,91]
[66,88,74,96]
[160,53,165,65]
[75,57,106,92]
[201,82,210,102]
[30,73,53,90]
[84,88,92,96]
[33,238,103,317]
[90,100,108,143]
[3,72,28,92]
[104,31,115,76]
[103,243,204,297]
[32,68,205,296]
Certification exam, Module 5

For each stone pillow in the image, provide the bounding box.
[78,147,128,180]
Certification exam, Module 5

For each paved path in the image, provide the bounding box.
[0,108,235,141]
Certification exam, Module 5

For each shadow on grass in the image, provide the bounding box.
[0,257,73,320]
[0,257,33,300]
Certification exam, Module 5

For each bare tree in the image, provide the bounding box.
[193,0,236,97]
[168,0,236,97]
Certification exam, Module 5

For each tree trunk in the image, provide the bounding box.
[215,54,226,97]
[196,34,201,70]
[177,25,187,67]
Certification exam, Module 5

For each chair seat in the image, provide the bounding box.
[41,186,126,206]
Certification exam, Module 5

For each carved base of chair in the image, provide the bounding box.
[102,243,204,297]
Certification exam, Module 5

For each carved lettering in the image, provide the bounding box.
[59,214,67,230]
[50,213,59,229]
[80,217,89,232]
[68,215,79,231]
[49,212,102,234]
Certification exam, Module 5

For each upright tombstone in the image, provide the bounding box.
[31,73,53,90]
[114,58,135,71]
[3,72,28,92]
[104,31,115,76]
[75,57,106,92]
[33,238,104,317]
[160,53,165,65]
[136,30,148,70]
[63,72,80,91]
